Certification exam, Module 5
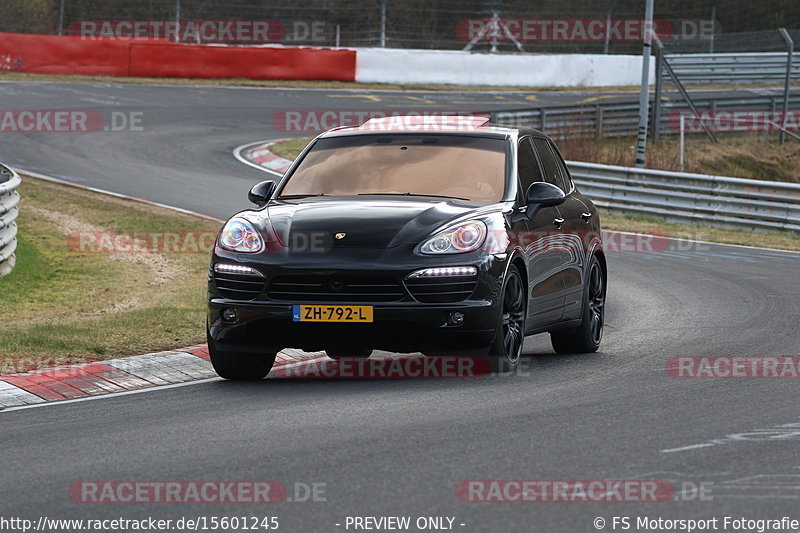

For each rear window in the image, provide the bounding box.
[280,134,507,202]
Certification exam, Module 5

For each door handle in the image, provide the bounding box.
[553,217,565,228]
[581,212,593,221]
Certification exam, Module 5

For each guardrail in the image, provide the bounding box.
[667,52,800,85]
[0,164,21,277]
[567,161,800,233]
[491,92,800,139]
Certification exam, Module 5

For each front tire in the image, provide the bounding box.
[488,264,527,373]
[550,255,605,354]
[208,331,276,380]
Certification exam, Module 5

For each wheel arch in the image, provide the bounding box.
[511,255,527,292]
[594,249,607,290]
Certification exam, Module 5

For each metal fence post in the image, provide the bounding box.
[175,0,181,43]
[635,0,655,167]
[767,97,777,145]
[652,42,664,144]
[596,106,604,139]
[709,0,717,53]
[380,0,387,48]
[779,28,795,144]
[603,0,618,54]
[58,0,65,36]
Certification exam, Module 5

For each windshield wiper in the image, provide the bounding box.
[358,192,470,201]
[278,193,328,199]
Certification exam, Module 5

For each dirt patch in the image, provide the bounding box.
[25,204,185,315]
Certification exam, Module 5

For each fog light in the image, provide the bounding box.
[448,312,465,326]
[221,308,237,322]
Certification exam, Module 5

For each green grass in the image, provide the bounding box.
[599,210,800,252]
[270,137,314,160]
[557,134,800,184]
[1,237,49,305]
[0,177,222,369]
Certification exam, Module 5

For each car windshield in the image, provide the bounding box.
[279,134,507,202]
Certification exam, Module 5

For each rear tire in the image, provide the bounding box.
[550,255,605,354]
[488,264,527,373]
[326,348,373,361]
[207,332,276,380]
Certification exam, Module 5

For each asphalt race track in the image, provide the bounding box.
[1,82,799,532]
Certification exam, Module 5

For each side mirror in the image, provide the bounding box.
[524,182,565,219]
[248,180,276,206]
[526,182,565,207]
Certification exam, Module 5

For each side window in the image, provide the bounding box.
[517,138,544,202]
[547,140,574,192]
[532,137,567,192]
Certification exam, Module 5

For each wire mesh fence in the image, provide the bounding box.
[2,0,799,52]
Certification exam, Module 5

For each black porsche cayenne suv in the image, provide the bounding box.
[208,116,606,379]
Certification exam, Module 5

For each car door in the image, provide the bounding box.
[516,136,568,330]
[531,137,589,322]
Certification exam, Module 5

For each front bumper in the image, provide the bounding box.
[208,299,497,355]
[207,249,508,355]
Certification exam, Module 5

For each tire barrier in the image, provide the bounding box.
[0,164,21,277]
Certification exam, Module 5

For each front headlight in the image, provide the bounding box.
[420,220,487,254]
[218,218,265,253]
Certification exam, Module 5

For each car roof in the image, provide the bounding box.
[317,115,548,140]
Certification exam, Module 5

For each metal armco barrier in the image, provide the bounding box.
[0,164,21,277]
[667,52,800,85]
[492,92,800,139]
[567,161,800,233]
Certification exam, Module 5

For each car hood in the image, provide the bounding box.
[262,197,488,249]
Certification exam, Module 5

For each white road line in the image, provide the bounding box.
[661,443,717,453]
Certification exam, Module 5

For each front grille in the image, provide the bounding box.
[213,272,265,300]
[405,275,478,303]
[267,275,404,302]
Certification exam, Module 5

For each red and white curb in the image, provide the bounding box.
[237,140,294,175]
[0,346,326,409]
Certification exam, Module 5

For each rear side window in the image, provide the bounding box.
[517,138,544,200]
[547,140,574,192]
[532,137,567,192]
